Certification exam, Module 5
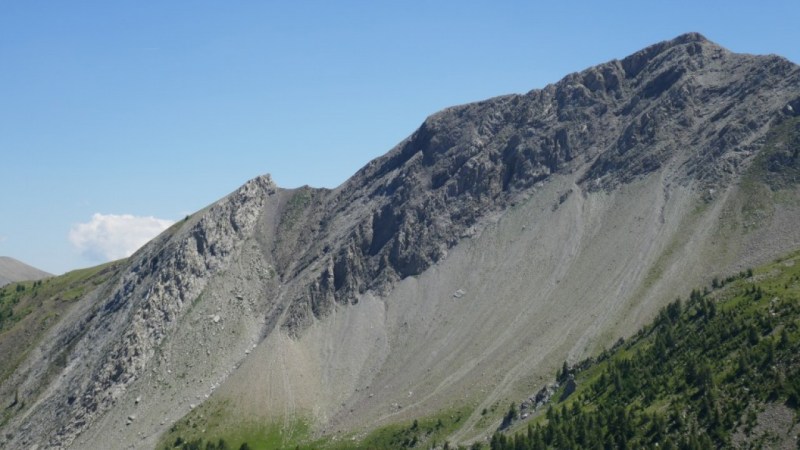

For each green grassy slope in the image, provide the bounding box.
[0,261,122,384]
[0,261,124,430]
[491,251,800,450]
[158,401,476,450]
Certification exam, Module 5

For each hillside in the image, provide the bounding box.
[0,262,122,416]
[160,249,800,449]
[0,256,51,287]
[490,249,800,449]
[1,33,799,449]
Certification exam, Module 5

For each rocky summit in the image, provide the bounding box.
[1,33,799,449]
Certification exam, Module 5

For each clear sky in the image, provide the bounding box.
[1,1,798,275]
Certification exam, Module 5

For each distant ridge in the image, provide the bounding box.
[0,256,52,287]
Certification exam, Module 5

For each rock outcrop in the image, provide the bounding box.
[1,176,277,448]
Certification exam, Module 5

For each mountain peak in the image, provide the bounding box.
[672,31,710,45]
[618,32,724,79]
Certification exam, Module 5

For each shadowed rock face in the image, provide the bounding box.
[2,33,800,449]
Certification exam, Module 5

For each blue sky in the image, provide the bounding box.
[1,1,799,275]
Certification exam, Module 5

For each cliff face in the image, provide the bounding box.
[2,33,800,449]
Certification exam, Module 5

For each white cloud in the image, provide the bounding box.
[69,213,174,261]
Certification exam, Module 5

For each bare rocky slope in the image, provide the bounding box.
[2,33,800,449]
[0,257,51,287]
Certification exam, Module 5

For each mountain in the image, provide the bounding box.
[0,256,51,287]
[1,33,799,449]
